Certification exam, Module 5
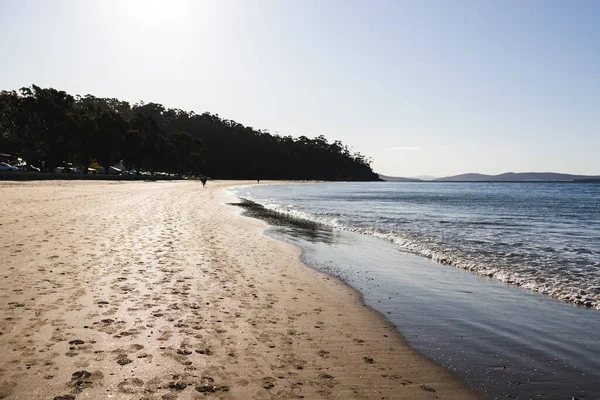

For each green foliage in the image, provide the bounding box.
[0,85,378,180]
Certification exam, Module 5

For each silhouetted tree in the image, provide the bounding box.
[0,84,378,180]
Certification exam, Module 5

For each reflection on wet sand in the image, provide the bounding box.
[231,199,337,244]
[235,198,600,400]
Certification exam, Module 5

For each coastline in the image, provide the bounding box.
[232,181,600,311]
[0,180,478,399]
[233,183,600,399]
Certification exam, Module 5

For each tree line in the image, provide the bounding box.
[0,85,379,180]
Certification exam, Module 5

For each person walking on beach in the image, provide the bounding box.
[200,175,207,187]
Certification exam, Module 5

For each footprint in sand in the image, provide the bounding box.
[0,382,17,399]
[157,330,172,341]
[116,354,133,365]
[128,343,144,352]
[117,378,144,394]
[262,376,276,390]
[70,370,103,393]
[317,349,330,358]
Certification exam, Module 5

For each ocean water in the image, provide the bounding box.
[233,182,600,309]
[229,182,600,399]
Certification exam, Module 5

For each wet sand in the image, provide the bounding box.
[0,180,479,399]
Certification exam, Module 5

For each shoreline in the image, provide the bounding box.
[219,184,482,399]
[0,180,478,399]
[232,183,600,399]
[218,182,482,399]
[231,181,600,311]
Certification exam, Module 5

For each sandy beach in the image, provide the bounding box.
[0,180,478,400]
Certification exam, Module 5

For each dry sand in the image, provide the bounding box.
[0,180,479,400]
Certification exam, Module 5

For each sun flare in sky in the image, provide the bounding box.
[120,0,195,24]
[116,0,220,35]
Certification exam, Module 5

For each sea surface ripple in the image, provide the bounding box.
[232,182,600,309]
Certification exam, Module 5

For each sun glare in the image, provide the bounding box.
[120,0,199,27]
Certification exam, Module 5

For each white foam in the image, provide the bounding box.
[248,198,600,311]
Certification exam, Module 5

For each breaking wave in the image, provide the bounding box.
[230,183,600,310]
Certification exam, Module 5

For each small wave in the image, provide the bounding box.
[262,203,342,228]
[249,198,600,311]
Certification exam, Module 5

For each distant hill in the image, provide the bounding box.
[0,85,379,181]
[434,173,494,181]
[412,175,437,181]
[378,174,423,182]
[434,172,600,182]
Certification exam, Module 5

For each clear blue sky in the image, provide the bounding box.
[1,0,598,177]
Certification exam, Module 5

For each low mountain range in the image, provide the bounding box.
[378,172,600,182]
[435,172,600,182]
[377,174,422,182]
[411,175,437,181]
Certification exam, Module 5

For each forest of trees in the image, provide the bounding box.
[0,85,379,181]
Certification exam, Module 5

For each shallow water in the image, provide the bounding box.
[230,189,600,400]
[233,182,600,309]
